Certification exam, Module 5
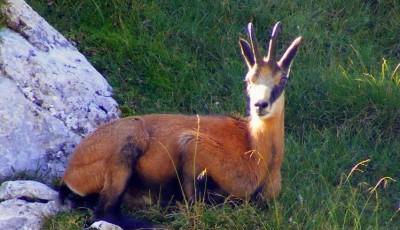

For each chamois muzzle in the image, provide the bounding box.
[254,101,269,116]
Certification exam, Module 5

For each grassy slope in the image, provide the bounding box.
[22,0,399,229]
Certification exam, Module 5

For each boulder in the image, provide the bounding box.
[0,199,63,230]
[0,0,119,179]
[0,180,58,201]
[0,180,66,230]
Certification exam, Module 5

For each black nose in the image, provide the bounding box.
[254,101,269,110]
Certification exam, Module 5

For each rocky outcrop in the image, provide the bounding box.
[0,0,119,179]
[0,180,67,230]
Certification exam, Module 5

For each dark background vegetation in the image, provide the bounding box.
[5,0,400,229]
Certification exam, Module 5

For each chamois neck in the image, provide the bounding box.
[249,112,284,144]
[249,94,285,135]
[248,94,285,158]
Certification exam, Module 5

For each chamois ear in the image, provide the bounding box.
[239,38,255,69]
[278,36,303,72]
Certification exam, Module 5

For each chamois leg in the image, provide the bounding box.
[264,170,281,200]
[95,168,131,218]
[180,133,245,203]
[183,147,221,205]
[263,140,284,200]
[94,172,152,229]
[182,170,197,204]
[94,143,153,229]
[251,170,281,209]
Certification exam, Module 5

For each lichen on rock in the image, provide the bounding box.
[0,0,120,179]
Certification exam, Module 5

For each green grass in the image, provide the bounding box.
[21,0,400,229]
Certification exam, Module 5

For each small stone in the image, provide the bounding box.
[89,221,124,230]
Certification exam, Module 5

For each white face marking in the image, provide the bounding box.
[246,70,284,120]
[249,83,271,115]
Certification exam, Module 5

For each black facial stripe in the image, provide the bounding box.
[270,75,288,104]
[244,81,250,116]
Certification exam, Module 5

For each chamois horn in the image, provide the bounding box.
[247,22,261,65]
[267,21,282,62]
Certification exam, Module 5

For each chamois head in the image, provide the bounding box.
[239,22,302,120]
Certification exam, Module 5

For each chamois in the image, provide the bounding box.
[59,22,302,229]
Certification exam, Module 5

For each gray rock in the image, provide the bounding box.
[0,180,58,201]
[0,199,64,230]
[0,217,28,230]
[0,180,68,230]
[0,0,119,179]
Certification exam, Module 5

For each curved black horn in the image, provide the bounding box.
[247,22,261,65]
[267,21,282,62]
[278,36,303,71]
